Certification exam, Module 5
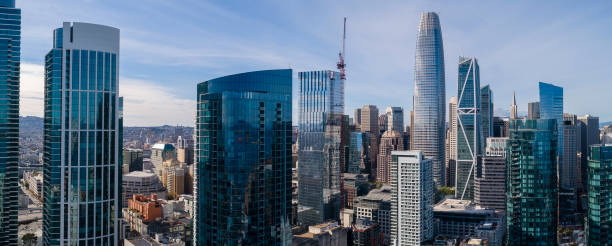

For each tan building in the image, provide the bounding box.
[161,160,186,199]
[293,222,349,246]
[377,130,404,183]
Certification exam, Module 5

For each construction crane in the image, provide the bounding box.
[337,17,346,80]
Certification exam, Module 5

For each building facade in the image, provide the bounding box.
[376,130,404,183]
[413,12,446,187]
[474,155,506,211]
[386,107,404,133]
[42,22,121,245]
[528,102,540,120]
[480,85,493,141]
[194,69,292,245]
[539,82,563,174]
[390,151,434,245]
[506,119,558,245]
[122,170,167,207]
[455,56,481,200]
[0,1,20,243]
[353,185,392,244]
[123,148,144,172]
[297,70,344,226]
[348,132,364,174]
[447,97,457,188]
[585,144,612,245]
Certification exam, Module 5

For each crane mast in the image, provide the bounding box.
[337,17,346,80]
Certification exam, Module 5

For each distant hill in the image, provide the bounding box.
[601,121,611,129]
[20,116,43,137]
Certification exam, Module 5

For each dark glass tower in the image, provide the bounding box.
[297,70,344,226]
[455,56,481,200]
[194,69,293,245]
[506,119,558,245]
[43,22,120,245]
[585,144,612,245]
[413,12,446,186]
[0,0,19,244]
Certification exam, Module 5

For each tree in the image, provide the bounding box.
[22,233,37,246]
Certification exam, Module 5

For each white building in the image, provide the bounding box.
[390,151,434,245]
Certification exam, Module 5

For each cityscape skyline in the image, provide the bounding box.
[15,0,612,126]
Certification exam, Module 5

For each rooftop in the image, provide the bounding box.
[125,170,157,178]
[434,199,493,214]
[361,185,392,202]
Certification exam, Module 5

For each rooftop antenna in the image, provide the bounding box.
[337,17,346,80]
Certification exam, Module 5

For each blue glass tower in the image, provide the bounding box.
[297,70,344,226]
[585,144,612,245]
[413,12,446,186]
[539,82,563,168]
[0,0,19,243]
[348,132,363,174]
[480,85,493,141]
[43,22,121,245]
[194,69,293,245]
[455,57,481,200]
[506,119,558,245]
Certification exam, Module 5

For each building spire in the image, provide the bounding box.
[510,91,518,119]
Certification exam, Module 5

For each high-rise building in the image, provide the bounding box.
[560,119,580,224]
[176,135,194,164]
[151,143,176,173]
[377,130,404,183]
[510,92,518,119]
[378,113,388,134]
[43,22,121,245]
[578,114,600,193]
[361,105,379,133]
[297,70,344,226]
[447,97,457,187]
[0,1,20,243]
[354,108,362,129]
[194,69,292,244]
[492,117,507,138]
[475,138,507,211]
[353,185,392,244]
[413,12,446,187]
[484,137,508,157]
[455,56,481,200]
[480,85,493,140]
[348,132,364,174]
[390,151,434,245]
[585,144,612,245]
[506,119,558,245]
[539,82,563,168]
[528,102,540,120]
[123,148,144,172]
[386,107,404,133]
[122,170,167,208]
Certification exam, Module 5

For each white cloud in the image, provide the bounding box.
[20,62,44,117]
[120,78,195,126]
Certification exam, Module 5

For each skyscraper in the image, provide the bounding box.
[539,82,563,162]
[43,22,121,245]
[0,0,19,243]
[413,12,446,186]
[354,108,362,128]
[376,130,404,183]
[378,113,388,134]
[348,132,364,174]
[510,92,518,119]
[298,70,344,226]
[447,97,457,187]
[360,105,379,133]
[585,144,612,245]
[390,151,434,245]
[194,69,293,244]
[474,138,507,211]
[506,119,558,245]
[480,85,493,147]
[455,56,481,200]
[386,107,404,133]
[578,114,600,193]
[528,101,540,120]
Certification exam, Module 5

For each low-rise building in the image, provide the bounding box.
[292,222,349,246]
[353,185,391,244]
[123,170,167,207]
[433,199,505,244]
[352,217,384,246]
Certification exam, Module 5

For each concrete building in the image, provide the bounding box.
[342,173,369,208]
[377,130,404,183]
[24,171,43,200]
[361,105,379,134]
[386,107,404,133]
[528,102,540,120]
[390,151,434,245]
[484,137,508,157]
[474,155,506,211]
[379,114,388,134]
[354,108,362,129]
[151,143,176,174]
[510,92,518,120]
[433,199,505,242]
[353,185,392,244]
[292,222,348,246]
[447,97,457,188]
[352,218,384,246]
[124,148,144,173]
[122,170,167,207]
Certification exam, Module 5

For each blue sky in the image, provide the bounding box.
[18,0,612,126]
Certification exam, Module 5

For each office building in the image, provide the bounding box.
[194,69,292,244]
[455,56,481,200]
[353,185,392,244]
[386,107,404,133]
[298,70,344,226]
[151,143,176,173]
[379,113,388,134]
[123,148,144,172]
[348,132,364,174]
[176,137,194,165]
[528,102,540,119]
[492,117,507,138]
[474,155,506,211]
[343,173,369,208]
[413,12,446,187]
[510,92,518,119]
[122,170,167,207]
[354,108,362,128]
[578,114,600,192]
[484,137,508,157]
[390,151,434,245]
[480,85,493,140]
[377,130,404,183]
[561,120,579,192]
[585,144,612,245]
[506,119,558,245]
[447,97,457,187]
[433,199,505,241]
[361,105,379,133]
[292,222,348,246]
[539,82,563,169]
[42,22,121,245]
[352,218,384,246]
[0,1,20,243]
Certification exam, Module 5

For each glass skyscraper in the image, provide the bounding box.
[480,85,493,141]
[0,0,19,243]
[413,12,446,186]
[455,56,481,200]
[297,70,344,226]
[506,119,558,245]
[585,144,612,245]
[194,69,293,245]
[43,22,121,245]
[539,82,563,169]
[348,132,364,174]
